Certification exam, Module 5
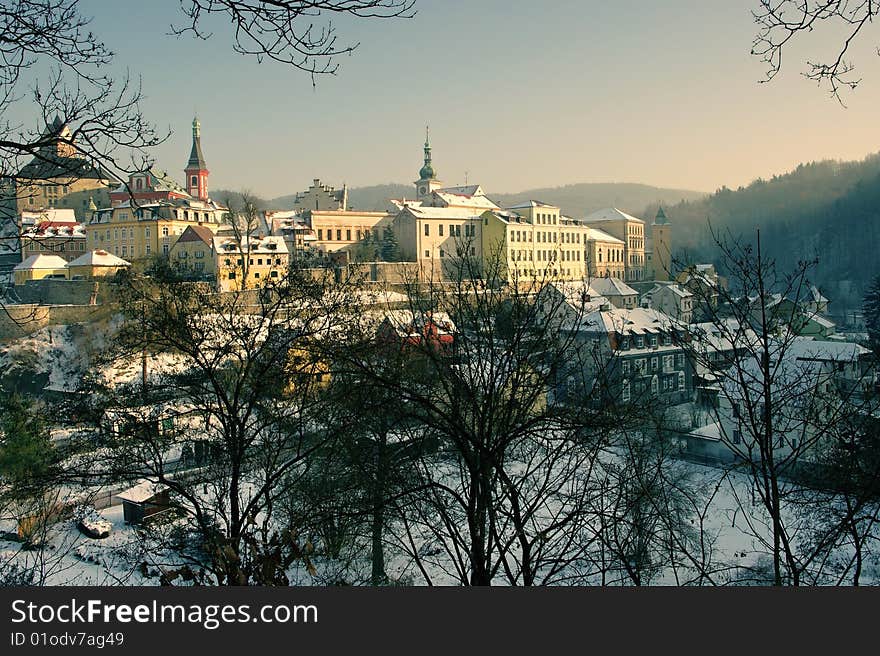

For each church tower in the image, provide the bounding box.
[184,117,209,201]
[415,127,442,202]
[652,206,672,281]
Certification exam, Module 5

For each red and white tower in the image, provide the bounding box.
[184,116,209,201]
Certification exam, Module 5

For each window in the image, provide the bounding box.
[336,230,342,241]
[663,355,673,372]
[270,270,278,278]
[162,227,169,237]
[195,250,204,259]
[145,227,150,237]
[346,229,351,241]
[439,224,444,237]
[439,249,445,258]
[677,371,685,391]
[257,258,263,265]
[651,376,658,395]
[622,360,630,375]
[228,272,236,280]
[424,250,430,258]
[162,244,169,255]
[732,429,741,445]
[622,380,630,402]
[254,272,260,278]
[675,353,684,368]
[424,224,430,237]
[318,229,323,240]
[191,175,198,186]
[635,336,644,348]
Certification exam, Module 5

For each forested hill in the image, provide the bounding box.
[641,154,880,311]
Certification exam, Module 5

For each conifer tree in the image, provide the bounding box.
[863,274,880,355]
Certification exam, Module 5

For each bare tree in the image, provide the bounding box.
[680,228,880,585]
[66,265,365,585]
[173,0,416,82]
[752,0,879,101]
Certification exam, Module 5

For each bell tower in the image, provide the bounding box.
[415,126,442,202]
[652,206,672,281]
[184,117,209,201]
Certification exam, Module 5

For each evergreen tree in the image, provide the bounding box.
[380,227,401,262]
[0,394,54,488]
[863,274,880,355]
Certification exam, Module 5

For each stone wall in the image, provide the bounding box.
[15,279,109,305]
[0,303,112,341]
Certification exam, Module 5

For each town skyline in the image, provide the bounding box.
[29,0,879,199]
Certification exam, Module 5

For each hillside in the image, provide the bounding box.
[490,183,705,218]
[267,182,705,216]
[642,153,880,311]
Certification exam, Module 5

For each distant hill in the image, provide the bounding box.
[268,182,706,216]
[490,183,706,218]
[641,153,880,311]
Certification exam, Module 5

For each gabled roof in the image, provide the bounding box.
[650,282,693,299]
[506,200,558,210]
[175,225,215,246]
[585,227,624,244]
[584,207,645,224]
[67,250,131,267]
[433,190,500,210]
[589,277,638,297]
[14,254,69,271]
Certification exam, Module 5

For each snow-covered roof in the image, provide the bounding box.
[810,285,829,304]
[22,222,85,239]
[588,277,638,297]
[14,254,69,270]
[116,480,168,504]
[67,250,131,268]
[585,228,624,244]
[787,337,869,362]
[213,235,290,255]
[575,306,679,335]
[19,208,76,225]
[584,207,645,224]
[402,206,481,220]
[650,282,693,299]
[506,200,558,210]
[433,191,499,210]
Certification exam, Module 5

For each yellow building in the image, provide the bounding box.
[647,206,672,281]
[66,250,131,280]
[85,199,227,266]
[479,201,596,286]
[169,225,216,278]
[19,212,87,263]
[583,208,646,283]
[392,205,483,280]
[12,254,69,285]
[213,235,290,292]
[306,210,393,254]
[584,228,625,280]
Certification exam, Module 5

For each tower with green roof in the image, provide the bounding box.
[652,205,672,281]
[415,126,442,201]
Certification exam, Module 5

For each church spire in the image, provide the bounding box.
[185,116,209,201]
[187,116,207,169]
[419,125,436,181]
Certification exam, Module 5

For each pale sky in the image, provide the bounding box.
[71,0,880,198]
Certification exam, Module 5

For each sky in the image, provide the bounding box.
[66,0,880,198]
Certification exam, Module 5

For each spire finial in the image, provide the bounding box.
[193,116,200,139]
[425,124,430,147]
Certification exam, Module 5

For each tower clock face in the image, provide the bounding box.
[420,186,427,195]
